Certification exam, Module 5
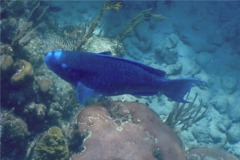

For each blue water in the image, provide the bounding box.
[1,1,240,159]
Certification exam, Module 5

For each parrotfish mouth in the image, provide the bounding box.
[45,50,62,61]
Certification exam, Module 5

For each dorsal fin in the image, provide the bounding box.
[99,51,112,55]
[97,53,166,77]
[127,60,166,77]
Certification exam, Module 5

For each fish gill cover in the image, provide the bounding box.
[0,0,240,160]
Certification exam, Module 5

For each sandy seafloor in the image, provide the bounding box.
[1,0,240,159]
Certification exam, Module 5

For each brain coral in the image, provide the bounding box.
[11,59,34,85]
[71,101,186,160]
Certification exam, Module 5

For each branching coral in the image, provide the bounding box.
[11,19,33,46]
[28,1,49,22]
[1,1,48,48]
[116,8,166,41]
[165,93,208,132]
[11,19,45,47]
[103,0,122,11]
[76,0,122,50]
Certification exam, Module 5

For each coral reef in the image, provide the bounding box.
[0,43,14,55]
[1,111,29,141]
[32,126,69,160]
[71,101,185,160]
[1,1,240,159]
[24,102,47,120]
[36,77,52,94]
[47,89,79,122]
[116,8,165,41]
[0,55,14,71]
[1,110,29,159]
[104,0,122,11]
[10,59,34,85]
[1,1,48,47]
[0,44,14,78]
[76,0,122,50]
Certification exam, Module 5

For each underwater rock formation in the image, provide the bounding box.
[211,97,229,114]
[228,123,240,144]
[186,147,239,160]
[220,76,238,95]
[71,102,185,160]
[154,33,179,63]
[32,126,69,160]
[165,63,182,76]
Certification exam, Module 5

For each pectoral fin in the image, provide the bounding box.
[76,82,98,104]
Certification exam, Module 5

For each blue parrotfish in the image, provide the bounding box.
[45,50,204,104]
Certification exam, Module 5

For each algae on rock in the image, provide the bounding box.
[1,110,29,159]
[33,126,69,160]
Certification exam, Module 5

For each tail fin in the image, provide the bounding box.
[161,78,205,103]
